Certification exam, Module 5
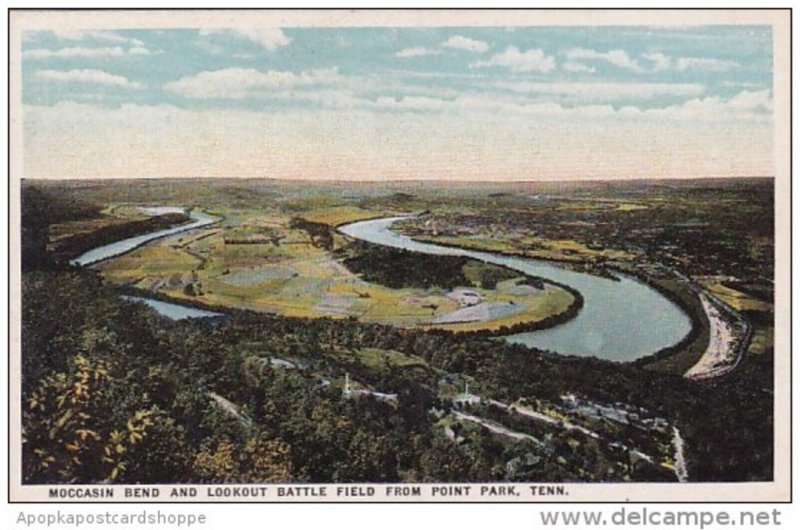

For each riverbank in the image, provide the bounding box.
[343,217,693,362]
[339,216,692,361]
[77,209,690,363]
[684,292,752,380]
[70,209,222,267]
[53,212,192,264]
[424,278,583,339]
[394,230,623,281]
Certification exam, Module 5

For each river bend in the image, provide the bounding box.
[339,216,692,362]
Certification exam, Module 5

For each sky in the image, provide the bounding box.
[21,25,774,181]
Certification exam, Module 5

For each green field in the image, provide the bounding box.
[83,206,575,332]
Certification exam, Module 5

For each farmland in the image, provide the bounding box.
[57,203,578,333]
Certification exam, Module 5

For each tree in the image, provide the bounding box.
[23,354,156,483]
[194,436,292,483]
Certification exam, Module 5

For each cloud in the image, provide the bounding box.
[642,52,671,72]
[51,30,145,47]
[562,62,596,74]
[442,35,488,53]
[727,89,772,112]
[359,88,770,125]
[198,28,291,51]
[565,48,642,72]
[471,46,555,73]
[395,47,440,58]
[24,46,128,60]
[35,69,144,89]
[164,67,339,99]
[676,57,740,72]
[23,44,153,60]
[617,90,772,121]
[493,81,705,99]
[24,31,154,60]
[564,49,739,74]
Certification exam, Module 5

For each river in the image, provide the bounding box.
[70,209,220,267]
[73,209,692,359]
[339,216,692,362]
[72,208,223,321]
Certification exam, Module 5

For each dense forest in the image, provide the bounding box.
[337,242,478,291]
[19,183,774,484]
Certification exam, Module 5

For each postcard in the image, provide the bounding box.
[7,8,791,502]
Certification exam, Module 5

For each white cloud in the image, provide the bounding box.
[395,47,440,58]
[618,90,772,122]
[727,89,772,112]
[471,46,556,73]
[442,35,488,53]
[564,49,738,74]
[163,67,339,99]
[198,28,291,51]
[642,52,672,72]
[26,31,154,59]
[360,88,770,125]
[23,46,128,60]
[565,48,642,72]
[676,57,740,72]
[494,81,705,99]
[51,30,145,47]
[562,62,596,74]
[35,69,143,89]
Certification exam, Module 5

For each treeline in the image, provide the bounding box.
[21,185,101,270]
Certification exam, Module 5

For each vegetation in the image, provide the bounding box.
[19,179,775,485]
[337,242,472,290]
[51,213,191,264]
[71,203,573,332]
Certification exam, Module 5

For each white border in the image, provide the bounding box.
[6,7,792,504]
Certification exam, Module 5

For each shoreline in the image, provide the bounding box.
[380,223,707,367]
[68,208,223,267]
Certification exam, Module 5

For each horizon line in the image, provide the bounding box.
[21,175,776,185]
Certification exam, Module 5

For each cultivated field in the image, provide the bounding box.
[85,205,575,331]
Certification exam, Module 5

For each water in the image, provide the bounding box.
[70,209,220,266]
[122,296,224,320]
[339,216,692,361]
[71,206,224,321]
